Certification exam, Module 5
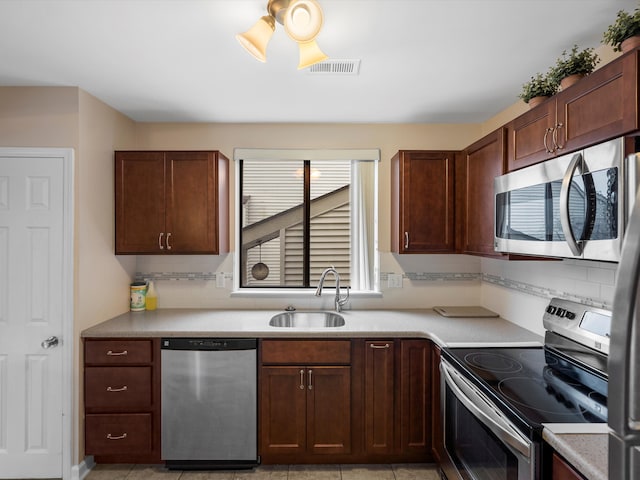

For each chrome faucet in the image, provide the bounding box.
[315,266,350,312]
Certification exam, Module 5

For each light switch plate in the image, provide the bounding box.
[387,274,403,288]
[216,273,225,288]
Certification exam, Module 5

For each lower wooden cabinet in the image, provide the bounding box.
[83,338,161,463]
[259,340,354,463]
[552,452,586,480]
[260,365,352,457]
[430,345,444,462]
[259,338,433,464]
[364,339,432,461]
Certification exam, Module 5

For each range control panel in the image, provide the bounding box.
[543,297,611,354]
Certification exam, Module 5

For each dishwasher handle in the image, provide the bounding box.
[161,338,257,351]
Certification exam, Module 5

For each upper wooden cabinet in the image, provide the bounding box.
[391,150,456,254]
[461,129,506,256]
[508,49,639,171]
[115,151,229,254]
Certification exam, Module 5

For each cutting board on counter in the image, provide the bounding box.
[433,306,499,318]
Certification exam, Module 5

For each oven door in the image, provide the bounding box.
[440,360,536,480]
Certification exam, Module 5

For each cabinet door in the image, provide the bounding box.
[557,51,638,154]
[463,129,506,256]
[364,341,395,454]
[307,366,351,455]
[260,366,307,455]
[430,345,443,462]
[115,152,166,254]
[391,151,456,253]
[507,100,556,171]
[165,151,220,253]
[398,340,431,456]
[552,452,586,480]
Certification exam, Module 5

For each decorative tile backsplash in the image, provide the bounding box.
[135,271,218,282]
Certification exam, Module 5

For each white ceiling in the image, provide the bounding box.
[0,0,637,124]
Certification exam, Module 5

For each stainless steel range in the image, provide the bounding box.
[440,298,610,480]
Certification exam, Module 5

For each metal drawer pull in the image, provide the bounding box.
[106,350,128,356]
[158,232,165,250]
[543,127,554,153]
[299,369,305,390]
[106,433,128,440]
[166,232,172,250]
[106,386,128,392]
[308,369,313,390]
[404,232,409,249]
[370,343,390,349]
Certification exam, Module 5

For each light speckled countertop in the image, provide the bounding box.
[543,424,609,480]
[80,308,544,347]
[83,308,606,477]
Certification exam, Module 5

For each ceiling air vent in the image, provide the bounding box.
[308,59,361,75]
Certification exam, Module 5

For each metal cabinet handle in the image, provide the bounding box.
[370,343,390,349]
[106,433,128,440]
[308,369,313,390]
[106,386,128,392]
[543,127,554,153]
[553,123,564,151]
[106,350,128,356]
[158,232,165,250]
[166,232,172,250]
[404,232,409,249]
[299,369,305,390]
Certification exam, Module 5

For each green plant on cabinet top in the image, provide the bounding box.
[602,8,640,52]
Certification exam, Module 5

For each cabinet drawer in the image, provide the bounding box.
[85,339,152,365]
[85,367,152,410]
[85,413,152,455]
[262,340,351,364]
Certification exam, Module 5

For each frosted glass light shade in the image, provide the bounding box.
[284,0,323,43]
[236,15,276,62]
[297,39,328,69]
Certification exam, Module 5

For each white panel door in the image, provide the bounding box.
[0,151,70,478]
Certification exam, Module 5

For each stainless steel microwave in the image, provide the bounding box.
[494,138,639,262]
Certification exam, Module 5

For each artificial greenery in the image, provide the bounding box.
[602,8,640,52]
[549,45,600,84]
[518,71,558,103]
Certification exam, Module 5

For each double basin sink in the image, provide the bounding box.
[269,311,345,328]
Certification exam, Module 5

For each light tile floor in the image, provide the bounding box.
[86,464,441,480]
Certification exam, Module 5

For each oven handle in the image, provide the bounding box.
[560,152,584,257]
[441,360,532,459]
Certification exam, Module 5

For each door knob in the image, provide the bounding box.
[41,336,59,349]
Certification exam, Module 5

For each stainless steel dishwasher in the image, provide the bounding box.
[161,338,258,470]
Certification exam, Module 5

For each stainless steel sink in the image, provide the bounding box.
[269,311,345,328]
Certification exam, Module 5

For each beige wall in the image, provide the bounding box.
[76,90,136,461]
[0,86,137,464]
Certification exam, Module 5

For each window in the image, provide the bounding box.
[235,149,379,292]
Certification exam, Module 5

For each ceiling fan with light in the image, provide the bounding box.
[236,0,328,69]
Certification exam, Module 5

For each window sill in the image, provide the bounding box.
[230,288,382,298]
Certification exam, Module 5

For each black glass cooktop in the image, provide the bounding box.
[442,347,607,434]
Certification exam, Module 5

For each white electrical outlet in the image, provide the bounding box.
[216,273,225,288]
[387,274,403,288]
